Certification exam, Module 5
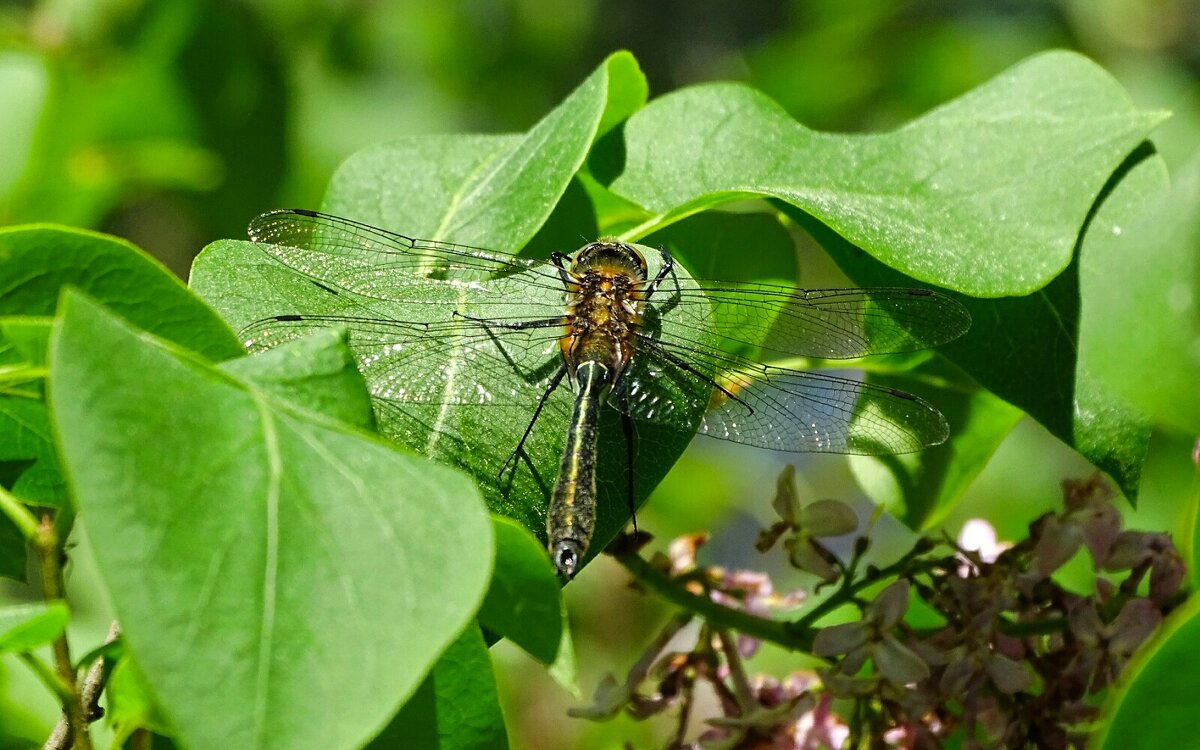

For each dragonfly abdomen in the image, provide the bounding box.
[547,359,612,578]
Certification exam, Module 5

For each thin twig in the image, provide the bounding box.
[612,550,812,650]
[44,621,120,750]
[713,628,756,712]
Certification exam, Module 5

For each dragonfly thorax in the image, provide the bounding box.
[560,241,649,387]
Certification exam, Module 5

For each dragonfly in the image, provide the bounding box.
[240,209,971,578]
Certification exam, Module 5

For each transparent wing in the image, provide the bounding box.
[241,314,567,410]
[243,211,964,457]
[611,332,947,455]
[247,209,570,304]
[659,280,970,360]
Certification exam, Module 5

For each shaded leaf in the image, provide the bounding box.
[221,328,375,431]
[850,358,1023,529]
[478,516,564,665]
[368,625,508,750]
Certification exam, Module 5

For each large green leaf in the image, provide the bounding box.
[323,51,646,254]
[1080,149,1200,434]
[367,625,509,750]
[49,290,493,750]
[190,55,711,574]
[798,143,1155,503]
[610,51,1166,298]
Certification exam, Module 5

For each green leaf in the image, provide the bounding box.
[49,290,493,750]
[189,51,698,575]
[0,225,243,361]
[802,191,1152,502]
[479,516,564,665]
[849,359,1023,529]
[0,318,60,523]
[0,394,62,510]
[1095,596,1200,750]
[323,51,646,254]
[610,51,1166,297]
[1080,149,1200,434]
[0,602,68,653]
[106,656,174,741]
[192,236,707,574]
[0,317,51,368]
[367,625,508,750]
[221,328,376,431]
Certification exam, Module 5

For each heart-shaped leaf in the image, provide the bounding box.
[49,290,493,750]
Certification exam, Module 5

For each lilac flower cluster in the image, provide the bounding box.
[587,475,1183,749]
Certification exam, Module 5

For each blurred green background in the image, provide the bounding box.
[1,0,1197,747]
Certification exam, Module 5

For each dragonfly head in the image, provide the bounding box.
[551,538,586,579]
[572,240,648,281]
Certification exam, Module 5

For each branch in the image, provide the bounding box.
[43,621,120,750]
[611,538,937,654]
[36,513,93,750]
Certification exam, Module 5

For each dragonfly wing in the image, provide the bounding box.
[247,209,567,302]
[660,282,970,360]
[613,335,948,455]
[242,314,566,409]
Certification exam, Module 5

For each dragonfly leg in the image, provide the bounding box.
[499,363,569,479]
[643,248,675,300]
[551,251,576,287]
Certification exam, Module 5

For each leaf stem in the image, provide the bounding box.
[0,484,39,540]
[17,652,70,701]
[791,542,930,632]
